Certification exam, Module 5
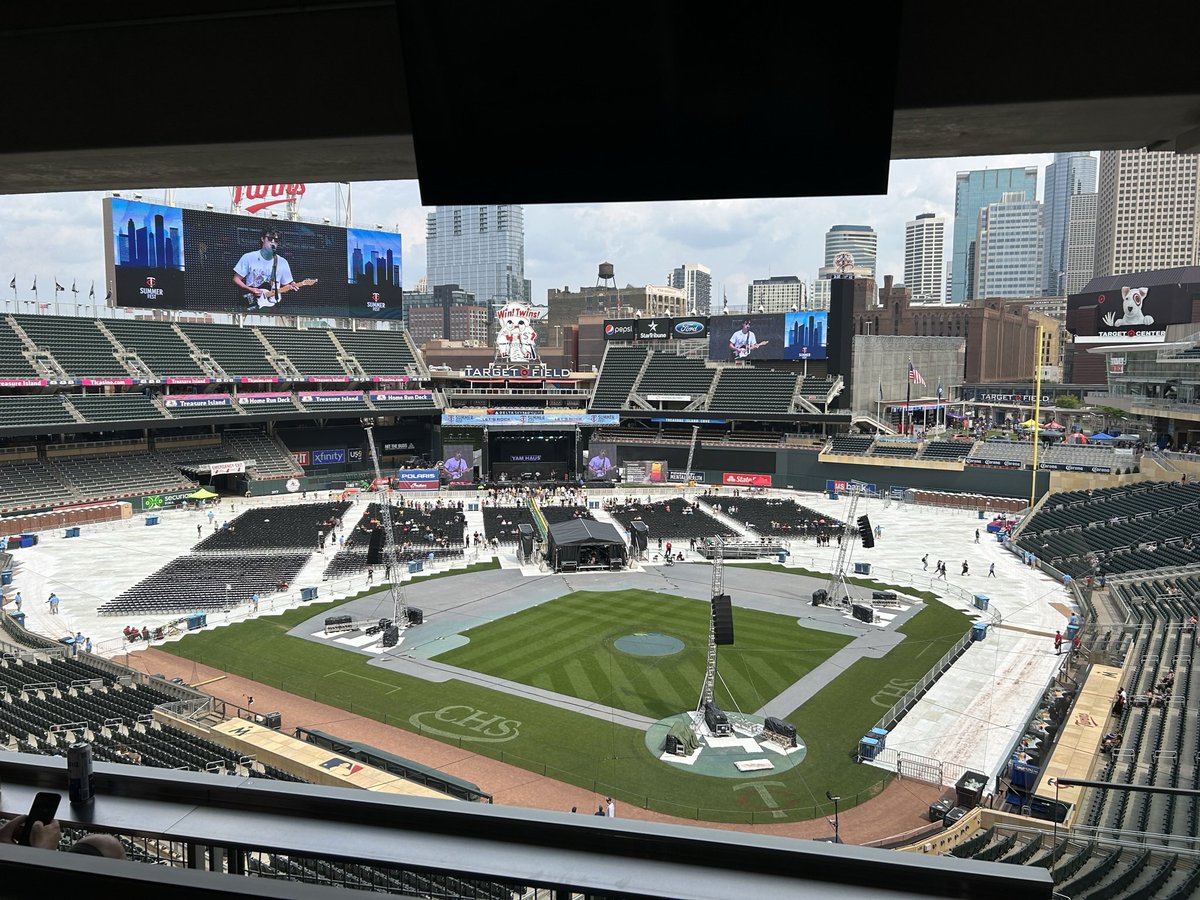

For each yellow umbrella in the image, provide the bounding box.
[188,487,219,500]
[1019,419,1039,428]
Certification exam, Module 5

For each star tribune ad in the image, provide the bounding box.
[103,197,403,320]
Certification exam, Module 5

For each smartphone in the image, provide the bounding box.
[16,792,60,846]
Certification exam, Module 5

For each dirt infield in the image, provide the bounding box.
[134,648,946,844]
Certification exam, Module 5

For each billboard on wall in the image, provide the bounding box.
[103,197,403,319]
[603,316,710,341]
[1067,278,1200,344]
[708,312,828,361]
[625,460,670,483]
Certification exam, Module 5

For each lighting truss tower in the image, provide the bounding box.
[363,420,410,628]
[824,481,864,605]
[696,535,724,711]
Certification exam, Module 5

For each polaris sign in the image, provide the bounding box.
[394,468,440,491]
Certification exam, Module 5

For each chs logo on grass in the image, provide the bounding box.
[674,320,705,335]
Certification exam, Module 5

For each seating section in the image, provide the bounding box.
[99,553,310,615]
[1018,481,1200,577]
[704,497,841,539]
[870,441,920,459]
[68,393,165,423]
[539,505,595,525]
[104,320,205,377]
[0,319,40,377]
[50,452,196,499]
[156,441,240,470]
[14,315,129,377]
[0,395,75,427]
[708,368,796,415]
[481,503,538,545]
[195,502,351,552]
[798,376,840,402]
[605,498,736,541]
[636,353,714,401]
[223,430,304,479]
[259,327,348,376]
[332,329,419,377]
[590,346,648,409]
[920,441,975,461]
[323,500,467,577]
[968,440,1035,468]
[827,435,874,455]
[1041,443,1120,470]
[178,323,279,378]
[0,459,74,511]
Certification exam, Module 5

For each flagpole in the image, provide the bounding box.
[905,363,911,436]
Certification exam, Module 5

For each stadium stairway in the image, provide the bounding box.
[694,500,757,540]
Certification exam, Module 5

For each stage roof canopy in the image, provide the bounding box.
[547,520,626,547]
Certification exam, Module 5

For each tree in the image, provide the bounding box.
[1055,395,1081,409]
[1096,406,1127,433]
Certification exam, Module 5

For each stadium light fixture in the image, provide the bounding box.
[826,792,841,844]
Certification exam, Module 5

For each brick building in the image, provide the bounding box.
[856,275,1040,383]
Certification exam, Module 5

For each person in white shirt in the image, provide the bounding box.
[234,229,300,311]
[728,320,768,359]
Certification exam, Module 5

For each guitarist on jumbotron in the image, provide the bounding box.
[233,228,316,311]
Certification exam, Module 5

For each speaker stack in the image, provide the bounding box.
[381,626,400,647]
[406,607,424,625]
[711,594,735,645]
[366,527,385,565]
[631,521,649,552]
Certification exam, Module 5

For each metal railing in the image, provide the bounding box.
[870,630,974,736]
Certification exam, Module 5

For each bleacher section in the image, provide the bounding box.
[827,435,874,455]
[104,320,205,377]
[0,395,76,428]
[259,328,348,377]
[99,552,310,615]
[589,346,647,410]
[0,459,73,511]
[920,441,975,461]
[0,319,41,378]
[155,439,240,471]
[968,440,1035,468]
[195,502,351,552]
[223,430,304,479]
[49,452,196,500]
[331,329,420,378]
[798,376,840,403]
[636,354,714,402]
[13,315,129,378]
[870,440,920,459]
[178,323,280,378]
[67,393,165,423]
[1041,444,1121,471]
[706,497,841,539]
[708,368,796,415]
[1017,481,1200,578]
[605,498,736,541]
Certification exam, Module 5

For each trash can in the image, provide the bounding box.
[857,736,880,761]
[300,586,319,601]
[145,516,159,526]
[20,534,38,546]
[973,594,990,612]
[943,806,969,827]
[978,510,986,519]
[869,727,889,749]
[971,623,988,642]
[0,570,10,586]
[10,612,25,628]
[854,562,872,575]
[929,798,953,822]
[64,526,81,538]
[828,491,839,501]
[777,552,787,564]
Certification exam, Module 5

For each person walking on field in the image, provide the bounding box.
[1054,631,1063,655]
[922,554,928,571]
[988,562,995,578]
[961,560,969,576]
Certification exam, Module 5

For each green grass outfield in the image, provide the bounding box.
[163,563,973,824]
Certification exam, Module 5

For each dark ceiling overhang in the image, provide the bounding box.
[0,2,1198,199]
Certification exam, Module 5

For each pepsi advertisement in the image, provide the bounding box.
[708,312,828,362]
[603,316,710,341]
[104,198,404,320]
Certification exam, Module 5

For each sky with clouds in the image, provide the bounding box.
[0,152,1062,313]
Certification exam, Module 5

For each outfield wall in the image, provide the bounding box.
[607,444,1050,501]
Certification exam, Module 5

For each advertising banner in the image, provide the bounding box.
[626,460,670,483]
[348,448,364,462]
[165,376,212,385]
[667,470,705,483]
[292,451,310,466]
[79,377,134,386]
[237,392,294,405]
[1067,280,1200,344]
[603,316,711,341]
[104,197,403,320]
[299,391,364,403]
[308,375,352,383]
[310,448,347,465]
[825,479,879,493]
[238,376,282,383]
[163,393,231,407]
[722,472,772,487]
[395,468,440,490]
[0,379,47,387]
[708,312,828,361]
[370,391,434,402]
[671,317,709,339]
[633,318,672,341]
[602,319,636,341]
[441,412,619,426]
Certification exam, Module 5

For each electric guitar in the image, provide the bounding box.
[731,340,769,360]
[244,278,318,309]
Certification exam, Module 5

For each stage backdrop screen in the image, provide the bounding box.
[103,198,403,319]
[585,442,618,481]
[707,312,828,361]
[440,444,475,485]
[1067,280,1200,344]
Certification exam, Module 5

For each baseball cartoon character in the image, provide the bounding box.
[1102,286,1153,327]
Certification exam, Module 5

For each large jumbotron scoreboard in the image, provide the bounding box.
[102,197,404,320]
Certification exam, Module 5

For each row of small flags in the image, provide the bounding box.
[9,276,110,301]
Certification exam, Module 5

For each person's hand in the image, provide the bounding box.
[29,819,61,850]
[0,816,24,845]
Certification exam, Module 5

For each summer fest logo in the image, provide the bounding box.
[410,705,522,743]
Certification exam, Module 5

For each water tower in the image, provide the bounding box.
[597,262,620,314]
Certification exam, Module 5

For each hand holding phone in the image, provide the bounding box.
[16,792,61,847]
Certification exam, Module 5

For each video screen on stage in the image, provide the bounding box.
[490,432,574,482]
[707,312,828,362]
[440,444,475,485]
[103,198,403,320]
[585,442,618,481]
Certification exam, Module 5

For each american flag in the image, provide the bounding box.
[908,362,926,386]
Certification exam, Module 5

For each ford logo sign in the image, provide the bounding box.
[674,320,704,334]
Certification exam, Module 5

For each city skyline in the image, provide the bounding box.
[0,151,1120,315]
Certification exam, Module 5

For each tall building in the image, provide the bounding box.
[973,192,1043,299]
[1041,152,1096,295]
[403,284,490,346]
[425,205,529,312]
[823,225,877,276]
[1064,192,1098,295]
[746,275,807,313]
[951,166,1038,302]
[903,213,946,302]
[667,262,713,314]
[1093,148,1200,277]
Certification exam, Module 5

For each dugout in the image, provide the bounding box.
[546,519,628,572]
